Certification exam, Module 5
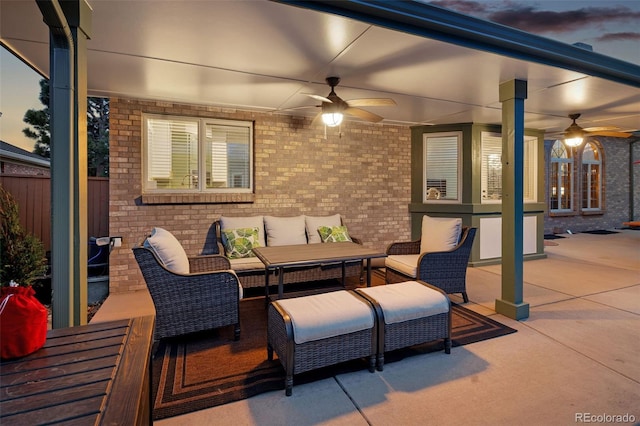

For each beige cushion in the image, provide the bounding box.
[305,214,342,244]
[264,215,307,246]
[420,216,462,253]
[357,281,449,324]
[228,257,265,271]
[143,227,190,274]
[385,254,419,278]
[276,290,374,344]
[220,216,265,247]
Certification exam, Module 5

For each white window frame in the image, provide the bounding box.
[549,140,574,213]
[581,141,602,211]
[423,131,462,203]
[480,132,538,204]
[142,114,253,194]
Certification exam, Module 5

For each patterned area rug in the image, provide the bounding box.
[151,279,516,420]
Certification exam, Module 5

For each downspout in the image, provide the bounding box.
[631,138,640,222]
[36,0,76,328]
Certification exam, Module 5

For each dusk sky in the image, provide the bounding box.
[1,1,639,153]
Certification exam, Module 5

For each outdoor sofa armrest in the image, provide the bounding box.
[189,254,231,273]
[386,240,421,255]
[350,236,363,245]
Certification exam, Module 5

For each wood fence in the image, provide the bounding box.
[0,175,109,252]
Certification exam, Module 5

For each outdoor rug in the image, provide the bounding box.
[151,292,517,420]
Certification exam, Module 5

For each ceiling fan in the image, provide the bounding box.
[304,77,396,127]
[553,113,633,146]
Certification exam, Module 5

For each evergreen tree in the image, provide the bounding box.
[22,79,50,158]
[22,79,110,176]
[87,96,110,177]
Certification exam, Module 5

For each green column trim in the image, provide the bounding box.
[39,0,92,327]
[496,79,530,320]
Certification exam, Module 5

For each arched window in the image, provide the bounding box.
[581,142,602,211]
[549,140,573,212]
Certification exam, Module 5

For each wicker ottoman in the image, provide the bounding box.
[267,290,377,396]
[356,280,451,371]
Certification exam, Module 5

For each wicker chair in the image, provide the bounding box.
[385,227,476,302]
[133,247,241,341]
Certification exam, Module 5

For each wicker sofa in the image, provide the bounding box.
[213,214,362,289]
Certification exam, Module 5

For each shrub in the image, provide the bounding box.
[0,185,48,287]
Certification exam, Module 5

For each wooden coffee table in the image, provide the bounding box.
[252,242,386,299]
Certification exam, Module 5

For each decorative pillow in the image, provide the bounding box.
[221,227,260,259]
[220,216,265,247]
[305,214,342,244]
[420,216,462,253]
[143,227,190,274]
[318,225,352,243]
[264,215,307,246]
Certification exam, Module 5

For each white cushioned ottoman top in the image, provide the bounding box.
[275,291,374,344]
[357,281,449,325]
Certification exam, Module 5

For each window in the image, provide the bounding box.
[143,115,253,194]
[480,132,537,203]
[423,132,461,202]
[549,140,573,212]
[581,142,602,211]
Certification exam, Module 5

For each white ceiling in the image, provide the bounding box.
[2,0,639,136]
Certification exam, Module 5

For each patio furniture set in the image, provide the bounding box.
[212,215,364,289]
[133,214,475,394]
[268,280,451,395]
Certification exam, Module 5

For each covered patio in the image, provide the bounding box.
[90,230,639,424]
[2,0,639,327]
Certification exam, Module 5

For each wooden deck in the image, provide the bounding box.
[0,316,154,425]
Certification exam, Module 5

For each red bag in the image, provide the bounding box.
[0,286,48,360]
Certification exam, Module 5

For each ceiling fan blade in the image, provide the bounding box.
[311,111,323,126]
[344,107,384,123]
[583,126,620,132]
[304,93,332,103]
[346,98,397,107]
[587,130,632,138]
[281,104,320,112]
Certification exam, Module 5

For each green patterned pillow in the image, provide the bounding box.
[222,227,260,259]
[317,225,352,243]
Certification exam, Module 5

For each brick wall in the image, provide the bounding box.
[634,141,640,222]
[543,137,632,234]
[108,98,412,293]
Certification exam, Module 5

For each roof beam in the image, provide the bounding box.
[274,0,640,88]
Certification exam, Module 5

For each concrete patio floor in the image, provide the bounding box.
[91,230,640,425]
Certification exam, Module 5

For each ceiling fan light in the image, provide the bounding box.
[564,125,584,146]
[563,117,584,147]
[322,112,343,127]
[564,136,583,147]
